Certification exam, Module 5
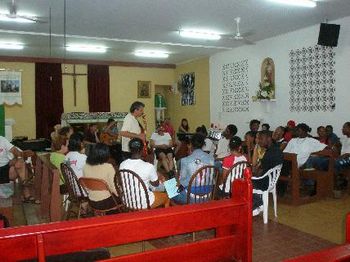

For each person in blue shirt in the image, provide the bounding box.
[172,133,214,204]
[326,125,339,146]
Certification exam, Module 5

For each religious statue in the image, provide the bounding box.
[253,57,276,101]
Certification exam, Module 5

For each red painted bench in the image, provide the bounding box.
[284,214,350,261]
[0,169,253,262]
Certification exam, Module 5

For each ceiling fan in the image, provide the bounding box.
[230,17,255,45]
[0,0,47,23]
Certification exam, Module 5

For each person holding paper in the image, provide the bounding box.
[172,133,214,204]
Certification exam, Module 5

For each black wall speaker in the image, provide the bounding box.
[318,23,340,47]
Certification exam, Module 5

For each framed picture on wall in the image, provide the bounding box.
[137,81,151,98]
[0,70,22,105]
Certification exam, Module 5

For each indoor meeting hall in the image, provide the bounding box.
[1,0,350,261]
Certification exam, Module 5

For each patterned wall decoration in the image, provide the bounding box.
[222,59,249,113]
[180,72,195,106]
[289,45,336,112]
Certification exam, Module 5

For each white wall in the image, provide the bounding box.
[210,16,350,138]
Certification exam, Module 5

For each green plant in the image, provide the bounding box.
[256,80,275,100]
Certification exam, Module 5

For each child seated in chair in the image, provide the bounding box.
[217,136,247,197]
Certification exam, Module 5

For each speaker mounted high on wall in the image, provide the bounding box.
[318,23,340,47]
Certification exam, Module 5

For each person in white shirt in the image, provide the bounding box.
[214,124,238,173]
[196,125,216,156]
[0,136,33,202]
[334,122,350,172]
[119,138,170,209]
[65,133,87,196]
[150,125,174,174]
[283,123,328,168]
[220,136,247,194]
[120,101,146,160]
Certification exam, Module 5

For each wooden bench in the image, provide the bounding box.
[279,152,334,205]
[285,213,350,261]
[0,169,253,262]
[33,153,62,222]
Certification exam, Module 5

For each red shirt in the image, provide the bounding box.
[284,131,293,142]
[162,123,175,138]
[222,154,247,170]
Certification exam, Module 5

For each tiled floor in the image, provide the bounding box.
[252,216,335,262]
[277,194,350,244]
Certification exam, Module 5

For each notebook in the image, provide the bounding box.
[163,178,179,198]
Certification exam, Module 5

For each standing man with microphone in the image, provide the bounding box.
[119,101,146,160]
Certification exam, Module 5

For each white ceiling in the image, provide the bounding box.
[0,0,349,65]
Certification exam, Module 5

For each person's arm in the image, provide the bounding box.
[332,140,342,156]
[252,145,259,167]
[279,141,287,151]
[107,165,119,196]
[9,146,23,159]
[149,165,160,187]
[120,116,146,141]
[150,139,156,149]
[283,140,292,153]
[150,179,160,187]
[340,153,350,159]
[119,131,145,141]
[178,126,188,133]
[165,133,173,148]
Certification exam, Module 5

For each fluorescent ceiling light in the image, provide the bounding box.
[0,12,36,23]
[179,29,221,40]
[66,45,107,53]
[134,50,169,58]
[0,42,24,50]
[267,0,316,8]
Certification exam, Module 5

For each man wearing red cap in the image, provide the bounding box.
[284,120,296,142]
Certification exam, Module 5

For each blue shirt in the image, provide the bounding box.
[179,149,214,187]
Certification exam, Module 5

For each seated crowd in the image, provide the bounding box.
[5,105,347,220]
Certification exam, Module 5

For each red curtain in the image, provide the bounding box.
[35,63,63,139]
[88,65,110,112]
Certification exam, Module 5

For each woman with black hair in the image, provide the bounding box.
[178,118,189,134]
[220,136,247,194]
[283,123,328,168]
[65,132,87,182]
[83,143,119,211]
[196,125,215,155]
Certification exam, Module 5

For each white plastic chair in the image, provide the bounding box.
[252,164,283,224]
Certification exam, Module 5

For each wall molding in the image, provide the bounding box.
[0,56,176,69]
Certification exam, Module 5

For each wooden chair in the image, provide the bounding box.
[78,177,122,216]
[117,169,151,211]
[279,152,334,205]
[337,167,350,194]
[219,161,251,197]
[33,154,62,222]
[187,165,218,204]
[22,150,37,185]
[60,163,89,220]
[252,164,283,224]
